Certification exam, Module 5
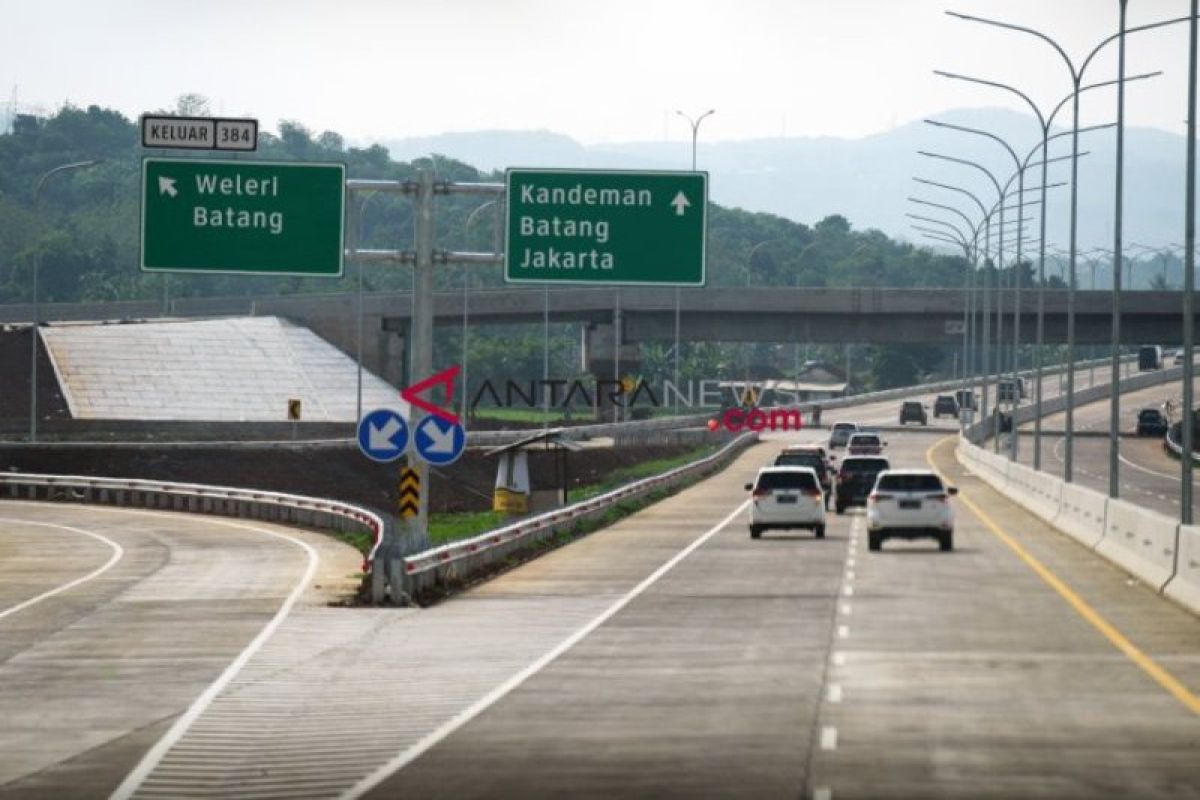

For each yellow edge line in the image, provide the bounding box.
[927,435,1200,716]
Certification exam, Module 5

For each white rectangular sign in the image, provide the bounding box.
[141,115,258,152]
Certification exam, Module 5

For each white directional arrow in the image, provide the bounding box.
[421,418,457,453]
[368,417,403,450]
[158,176,178,198]
[670,191,691,216]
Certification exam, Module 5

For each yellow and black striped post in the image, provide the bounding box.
[399,467,420,519]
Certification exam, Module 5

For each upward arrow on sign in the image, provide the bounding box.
[670,191,690,216]
[158,176,178,198]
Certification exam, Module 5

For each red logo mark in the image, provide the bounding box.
[401,365,461,423]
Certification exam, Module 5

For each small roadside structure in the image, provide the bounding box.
[485,429,584,515]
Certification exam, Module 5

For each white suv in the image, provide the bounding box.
[866,469,957,551]
[745,466,827,539]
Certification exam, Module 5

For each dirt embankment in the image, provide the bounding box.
[0,441,701,518]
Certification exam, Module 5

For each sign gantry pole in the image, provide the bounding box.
[411,169,435,537]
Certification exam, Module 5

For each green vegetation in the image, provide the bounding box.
[0,94,1077,393]
[424,443,721,546]
[428,509,509,546]
[568,444,720,502]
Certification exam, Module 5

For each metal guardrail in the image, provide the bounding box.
[385,431,759,602]
[0,472,389,572]
[1164,422,1200,464]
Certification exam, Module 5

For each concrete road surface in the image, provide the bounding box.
[5,380,1199,798]
[347,429,1200,799]
[0,502,360,799]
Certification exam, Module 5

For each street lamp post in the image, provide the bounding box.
[910,193,991,430]
[1184,0,1197,524]
[30,159,102,442]
[674,108,715,415]
[945,7,1189,481]
[923,119,1120,460]
[462,199,499,421]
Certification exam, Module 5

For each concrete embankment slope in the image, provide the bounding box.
[36,316,405,422]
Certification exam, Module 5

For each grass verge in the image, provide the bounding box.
[422,443,723,548]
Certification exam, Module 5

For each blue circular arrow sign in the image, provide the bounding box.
[413,414,466,465]
[356,409,410,463]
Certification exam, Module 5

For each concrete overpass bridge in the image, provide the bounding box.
[1,287,1190,385]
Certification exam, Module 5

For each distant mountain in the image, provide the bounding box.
[381,108,1191,269]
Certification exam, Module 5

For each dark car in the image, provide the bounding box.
[955,389,977,410]
[835,455,891,514]
[933,395,959,418]
[899,401,927,426]
[1136,408,1169,437]
[774,447,834,506]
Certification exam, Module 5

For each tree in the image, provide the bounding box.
[175,93,211,116]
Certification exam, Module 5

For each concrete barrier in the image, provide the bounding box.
[1006,461,1061,524]
[1053,481,1109,549]
[1164,525,1200,614]
[1096,499,1178,590]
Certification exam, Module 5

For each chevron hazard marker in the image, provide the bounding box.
[399,468,420,519]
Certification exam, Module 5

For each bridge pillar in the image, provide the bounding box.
[582,322,642,421]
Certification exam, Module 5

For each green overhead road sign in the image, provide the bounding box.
[141,158,345,276]
[505,168,707,286]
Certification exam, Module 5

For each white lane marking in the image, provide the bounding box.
[832,651,846,666]
[846,556,856,568]
[820,726,838,750]
[842,585,854,596]
[0,517,124,621]
[110,522,319,800]
[840,603,852,616]
[827,684,843,703]
[1119,452,1200,484]
[341,500,753,799]
[845,570,855,581]
[813,788,833,800]
[837,625,849,639]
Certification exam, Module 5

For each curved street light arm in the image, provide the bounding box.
[912,225,968,246]
[924,119,1021,174]
[1048,72,1161,129]
[912,177,990,220]
[917,230,971,253]
[934,70,1047,131]
[945,10,1077,81]
[918,150,1004,200]
[1079,15,1194,78]
[905,212,974,243]
[908,196,980,234]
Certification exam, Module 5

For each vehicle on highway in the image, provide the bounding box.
[866,469,957,552]
[997,378,1027,403]
[1136,408,1169,437]
[847,432,885,455]
[835,455,890,514]
[1138,344,1163,371]
[899,400,928,426]
[774,446,835,505]
[954,389,977,410]
[828,421,859,449]
[745,466,827,539]
[933,395,959,418]
[1173,348,1186,366]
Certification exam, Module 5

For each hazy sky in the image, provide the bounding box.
[4,0,1197,144]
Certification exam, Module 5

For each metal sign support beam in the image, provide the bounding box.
[344,175,503,562]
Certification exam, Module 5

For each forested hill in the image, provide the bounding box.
[0,99,972,307]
